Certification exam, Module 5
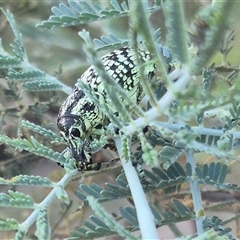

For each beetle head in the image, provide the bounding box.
[57,113,89,163]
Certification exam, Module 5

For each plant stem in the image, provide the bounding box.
[186,150,204,235]
[19,169,78,231]
[114,137,159,239]
[122,69,192,135]
[154,121,240,139]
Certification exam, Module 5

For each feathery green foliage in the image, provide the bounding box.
[35,207,51,240]
[0,0,239,239]
[37,0,161,29]
[0,175,54,187]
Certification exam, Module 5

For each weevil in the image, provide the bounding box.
[57,46,165,170]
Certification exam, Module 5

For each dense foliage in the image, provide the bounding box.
[0,1,239,239]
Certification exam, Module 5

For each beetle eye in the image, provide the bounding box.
[71,128,81,138]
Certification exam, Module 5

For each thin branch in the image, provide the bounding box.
[186,150,204,235]
[114,137,159,239]
[154,121,240,139]
[122,68,192,134]
[18,169,78,231]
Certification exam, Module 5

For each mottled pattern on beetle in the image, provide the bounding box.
[58,47,155,139]
[79,47,153,100]
[82,47,153,122]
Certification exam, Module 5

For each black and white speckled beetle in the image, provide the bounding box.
[57,46,159,170]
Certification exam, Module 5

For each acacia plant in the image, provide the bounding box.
[0,0,239,239]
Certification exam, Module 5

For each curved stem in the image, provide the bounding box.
[123,69,192,135]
